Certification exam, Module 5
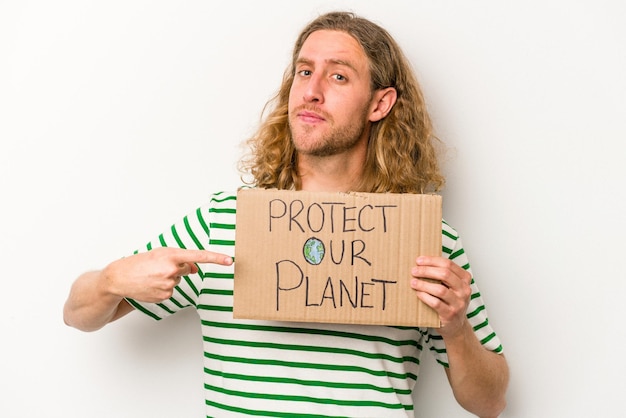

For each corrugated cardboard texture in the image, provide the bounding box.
[233,189,442,327]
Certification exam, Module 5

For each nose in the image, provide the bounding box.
[302,74,324,103]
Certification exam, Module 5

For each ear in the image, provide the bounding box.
[368,87,397,122]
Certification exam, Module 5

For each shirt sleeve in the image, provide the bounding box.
[423,220,504,367]
[124,201,218,321]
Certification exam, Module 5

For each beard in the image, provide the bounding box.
[289,105,370,157]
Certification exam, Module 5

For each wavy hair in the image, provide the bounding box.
[239,11,444,193]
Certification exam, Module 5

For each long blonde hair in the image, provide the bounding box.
[239,11,444,193]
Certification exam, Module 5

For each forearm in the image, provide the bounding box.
[443,320,509,418]
[63,270,130,332]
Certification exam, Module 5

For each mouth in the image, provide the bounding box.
[296,109,326,124]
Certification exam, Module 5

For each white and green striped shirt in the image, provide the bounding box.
[127,191,502,417]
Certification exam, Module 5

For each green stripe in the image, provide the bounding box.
[184,215,205,250]
[209,207,237,214]
[480,332,497,346]
[169,297,185,309]
[203,352,417,381]
[126,299,161,320]
[210,222,236,230]
[436,359,449,368]
[171,224,186,249]
[182,275,200,297]
[198,304,233,312]
[202,336,417,365]
[205,399,343,418]
[156,302,174,315]
[202,272,234,279]
[209,239,235,246]
[211,194,237,203]
[204,367,411,395]
[449,248,465,260]
[201,320,418,349]
[169,287,197,308]
[467,304,486,319]
[176,277,198,298]
[203,383,410,410]
[473,318,489,332]
[197,207,210,237]
[430,346,446,355]
[442,229,457,241]
[169,216,211,284]
[200,288,233,296]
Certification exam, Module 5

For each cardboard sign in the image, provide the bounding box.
[233,188,442,327]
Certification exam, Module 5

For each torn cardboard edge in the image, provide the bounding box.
[233,188,442,327]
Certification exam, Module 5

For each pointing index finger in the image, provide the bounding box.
[173,248,233,266]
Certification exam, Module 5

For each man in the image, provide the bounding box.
[64,11,509,417]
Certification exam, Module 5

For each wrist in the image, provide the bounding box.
[98,262,125,301]
[440,318,473,345]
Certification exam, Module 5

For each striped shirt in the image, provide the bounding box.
[127,190,503,417]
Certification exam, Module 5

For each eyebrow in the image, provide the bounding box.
[295,57,359,73]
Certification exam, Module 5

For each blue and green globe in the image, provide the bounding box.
[303,237,325,265]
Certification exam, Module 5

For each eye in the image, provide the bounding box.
[332,74,347,82]
[297,69,312,77]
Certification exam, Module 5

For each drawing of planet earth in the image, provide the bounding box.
[303,237,325,265]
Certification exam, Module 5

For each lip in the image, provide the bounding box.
[297,110,325,123]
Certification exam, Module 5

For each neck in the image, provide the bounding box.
[297,148,367,192]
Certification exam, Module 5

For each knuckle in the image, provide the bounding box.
[429,297,443,310]
[440,269,453,281]
[151,247,168,256]
[166,263,183,277]
[158,288,174,300]
[432,285,447,299]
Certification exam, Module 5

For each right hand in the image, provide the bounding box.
[102,247,233,303]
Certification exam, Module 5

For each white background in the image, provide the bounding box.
[1,1,625,417]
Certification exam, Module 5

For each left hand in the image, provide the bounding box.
[410,256,472,337]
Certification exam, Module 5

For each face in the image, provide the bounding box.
[288,30,377,158]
